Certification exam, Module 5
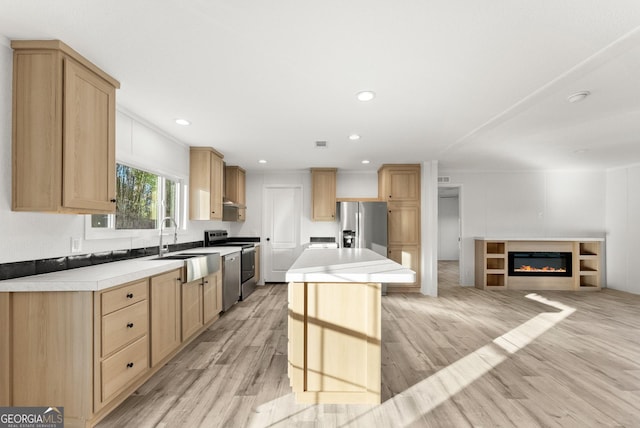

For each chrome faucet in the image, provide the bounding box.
[159,216,178,257]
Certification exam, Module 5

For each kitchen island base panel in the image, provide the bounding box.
[288,281,381,405]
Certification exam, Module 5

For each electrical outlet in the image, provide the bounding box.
[71,237,82,253]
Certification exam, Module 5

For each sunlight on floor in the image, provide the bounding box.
[247,293,576,427]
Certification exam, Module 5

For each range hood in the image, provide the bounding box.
[223,198,245,208]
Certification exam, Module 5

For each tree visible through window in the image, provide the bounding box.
[91,164,179,230]
[116,164,158,229]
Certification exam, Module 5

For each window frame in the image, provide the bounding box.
[85,162,187,240]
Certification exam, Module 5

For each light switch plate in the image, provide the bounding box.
[71,237,82,253]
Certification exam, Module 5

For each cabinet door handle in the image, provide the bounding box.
[126,362,134,368]
[110,198,117,203]
[126,293,134,299]
[127,322,134,328]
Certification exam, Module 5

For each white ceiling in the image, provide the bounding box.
[2,1,640,172]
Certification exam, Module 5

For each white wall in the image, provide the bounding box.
[336,171,378,198]
[440,169,606,286]
[0,41,226,263]
[438,195,459,260]
[605,165,640,294]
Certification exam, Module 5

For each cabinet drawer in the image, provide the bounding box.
[101,335,148,402]
[102,300,148,357]
[102,280,148,315]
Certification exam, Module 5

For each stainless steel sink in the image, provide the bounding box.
[150,252,220,282]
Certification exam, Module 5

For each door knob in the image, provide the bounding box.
[266,238,270,242]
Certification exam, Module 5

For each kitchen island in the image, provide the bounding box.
[285,248,415,405]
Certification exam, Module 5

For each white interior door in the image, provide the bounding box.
[263,185,302,282]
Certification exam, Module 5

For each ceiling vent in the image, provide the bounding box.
[315,141,328,149]
[438,176,451,183]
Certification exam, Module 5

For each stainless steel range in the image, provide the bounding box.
[205,230,257,302]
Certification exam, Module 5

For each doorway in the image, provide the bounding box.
[438,185,462,288]
[262,185,302,282]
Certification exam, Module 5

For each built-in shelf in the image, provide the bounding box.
[475,239,602,291]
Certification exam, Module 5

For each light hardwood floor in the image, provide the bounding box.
[97,261,640,427]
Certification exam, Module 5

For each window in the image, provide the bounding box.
[90,163,182,232]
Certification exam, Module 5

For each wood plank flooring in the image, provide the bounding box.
[97,261,640,427]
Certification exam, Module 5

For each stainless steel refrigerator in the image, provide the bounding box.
[337,201,388,257]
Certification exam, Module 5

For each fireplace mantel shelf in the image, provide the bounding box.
[475,238,603,291]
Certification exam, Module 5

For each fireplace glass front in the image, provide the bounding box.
[508,252,572,277]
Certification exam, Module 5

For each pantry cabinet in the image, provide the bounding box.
[189,147,225,220]
[378,164,421,292]
[11,40,120,214]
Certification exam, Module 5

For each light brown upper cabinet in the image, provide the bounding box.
[189,147,224,220]
[378,164,420,202]
[11,40,120,214]
[224,166,246,206]
[223,165,246,222]
[311,168,337,221]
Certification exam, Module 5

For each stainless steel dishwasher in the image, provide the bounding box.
[222,251,241,311]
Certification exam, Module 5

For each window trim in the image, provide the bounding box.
[85,162,187,240]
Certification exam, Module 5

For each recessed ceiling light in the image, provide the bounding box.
[258,159,267,164]
[349,134,361,141]
[356,91,375,101]
[567,91,590,103]
[175,118,191,126]
[361,160,370,164]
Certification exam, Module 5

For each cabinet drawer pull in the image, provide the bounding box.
[126,362,134,368]
[126,293,134,299]
[127,322,134,328]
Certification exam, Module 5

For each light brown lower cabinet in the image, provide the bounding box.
[0,293,9,405]
[1,265,223,428]
[182,279,204,340]
[203,271,223,324]
[150,269,182,366]
[95,279,150,412]
[183,271,223,340]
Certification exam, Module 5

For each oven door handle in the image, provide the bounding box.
[242,247,256,254]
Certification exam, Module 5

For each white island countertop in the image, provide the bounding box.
[0,247,243,292]
[285,248,415,283]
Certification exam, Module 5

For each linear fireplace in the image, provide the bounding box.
[508,251,572,277]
